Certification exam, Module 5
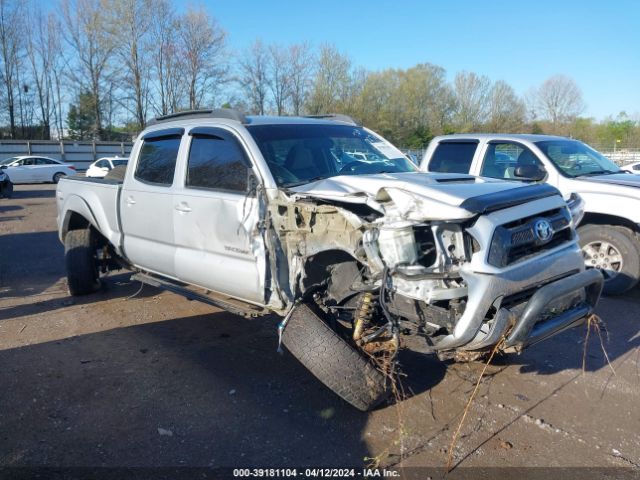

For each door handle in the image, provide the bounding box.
[175,203,192,213]
[125,196,136,205]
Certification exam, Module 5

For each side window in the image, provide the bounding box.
[23,158,35,166]
[429,142,477,174]
[96,160,108,168]
[186,132,250,192]
[134,135,181,186]
[36,158,55,165]
[480,142,542,180]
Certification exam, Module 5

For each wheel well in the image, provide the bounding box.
[300,250,363,302]
[580,212,640,233]
[64,211,90,236]
[63,211,107,246]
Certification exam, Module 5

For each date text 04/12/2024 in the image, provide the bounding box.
[232,468,400,478]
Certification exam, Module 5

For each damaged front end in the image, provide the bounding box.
[266,176,602,364]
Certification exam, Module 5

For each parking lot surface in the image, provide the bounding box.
[1,185,639,473]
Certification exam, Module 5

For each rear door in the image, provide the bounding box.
[34,158,58,182]
[120,128,184,279]
[173,126,265,304]
[425,140,478,174]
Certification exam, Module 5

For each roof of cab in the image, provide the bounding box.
[433,133,571,143]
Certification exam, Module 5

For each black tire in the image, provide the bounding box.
[53,172,66,183]
[65,229,101,296]
[578,224,640,295]
[1,180,12,198]
[282,303,390,411]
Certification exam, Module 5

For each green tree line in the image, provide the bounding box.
[0,0,638,150]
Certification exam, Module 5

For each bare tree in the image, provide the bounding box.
[179,6,227,110]
[267,43,290,115]
[61,0,116,138]
[452,71,491,131]
[486,80,526,132]
[26,8,63,139]
[288,42,314,115]
[149,0,182,115]
[306,44,354,114]
[532,74,586,125]
[0,0,23,138]
[107,0,153,128]
[238,40,269,115]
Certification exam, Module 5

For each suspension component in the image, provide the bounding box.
[353,292,378,342]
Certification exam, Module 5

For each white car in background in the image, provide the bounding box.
[85,157,129,178]
[0,156,76,184]
[621,161,640,174]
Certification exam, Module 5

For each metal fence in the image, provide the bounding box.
[599,150,640,165]
[0,140,133,171]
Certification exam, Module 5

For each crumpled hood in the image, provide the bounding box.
[289,172,558,221]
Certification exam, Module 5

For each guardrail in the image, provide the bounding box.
[0,140,134,171]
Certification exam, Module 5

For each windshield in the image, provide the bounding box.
[535,140,622,177]
[0,157,19,165]
[246,124,417,187]
[112,159,128,166]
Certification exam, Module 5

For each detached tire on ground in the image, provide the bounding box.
[65,229,101,296]
[578,224,640,295]
[282,303,390,411]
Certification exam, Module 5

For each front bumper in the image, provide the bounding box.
[425,242,603,351]
[461,268,602,352]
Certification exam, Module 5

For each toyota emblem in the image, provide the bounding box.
[533,219,553,243]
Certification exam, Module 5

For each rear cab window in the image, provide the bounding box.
[134,128,183,186]
[428,141,477,174]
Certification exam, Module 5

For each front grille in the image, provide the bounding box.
[488,207,574,268]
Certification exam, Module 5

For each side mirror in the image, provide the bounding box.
[514,164,546,181]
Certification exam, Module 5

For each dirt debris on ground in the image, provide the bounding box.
[1,184,639,470]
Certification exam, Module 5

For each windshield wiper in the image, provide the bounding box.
[282,175,331,188]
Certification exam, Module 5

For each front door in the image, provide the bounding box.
[173,127,265,304]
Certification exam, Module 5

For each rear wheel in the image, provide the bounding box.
[53,172,66,183]
[65,229,101,296]
[282,303,390,411]
[578,224,640,295]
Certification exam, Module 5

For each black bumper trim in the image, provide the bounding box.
[504,268,603,349]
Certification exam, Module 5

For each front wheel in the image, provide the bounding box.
[65,229,101,295]
[282,303,390,411]
[578,224,640,295]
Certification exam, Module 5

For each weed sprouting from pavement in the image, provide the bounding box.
[582,313,615,376]
[445,336,506,473]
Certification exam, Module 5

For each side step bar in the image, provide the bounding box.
[131,272,268,319]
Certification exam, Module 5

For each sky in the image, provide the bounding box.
[201,0,640,120]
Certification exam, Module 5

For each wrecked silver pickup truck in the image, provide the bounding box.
[56,110,603,410]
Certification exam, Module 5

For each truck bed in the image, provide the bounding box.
[56,176,123,251]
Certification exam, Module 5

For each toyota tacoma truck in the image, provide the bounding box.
[56,111,603,411]
[422,134,640,295]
